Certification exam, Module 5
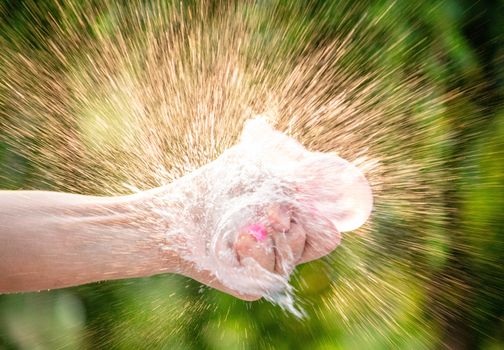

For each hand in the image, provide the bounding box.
[160,118,372,300]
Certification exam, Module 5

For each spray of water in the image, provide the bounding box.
[1,0,494,348]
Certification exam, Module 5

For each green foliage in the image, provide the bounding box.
[0,0,502,349]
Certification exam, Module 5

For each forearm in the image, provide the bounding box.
[0,191,174,293]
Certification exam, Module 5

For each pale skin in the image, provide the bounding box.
[0,119,371,301]
[0,189,338,301]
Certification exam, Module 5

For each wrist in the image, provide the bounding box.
[120,185,190,277]
[67,193,174,280]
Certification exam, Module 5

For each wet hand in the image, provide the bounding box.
[234,203,340,278]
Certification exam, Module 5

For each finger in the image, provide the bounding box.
[272,221,306,274]
[234,230,275,272]
[286,221,306,263]
[271,220,306,275]
[267,203,291,232]
[297,211,341,264]
[272,229,290,275]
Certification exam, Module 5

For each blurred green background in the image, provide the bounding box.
[0,0,503,349]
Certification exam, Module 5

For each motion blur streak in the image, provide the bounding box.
[1,1,503,349]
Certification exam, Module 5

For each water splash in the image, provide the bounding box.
[145,117,371,317]
[0,0,491,347]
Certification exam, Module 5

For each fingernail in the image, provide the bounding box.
[242,223,267,241]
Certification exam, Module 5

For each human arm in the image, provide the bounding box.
[0,189,301,300]
[0,190,173,293]
[0,118,373,300]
